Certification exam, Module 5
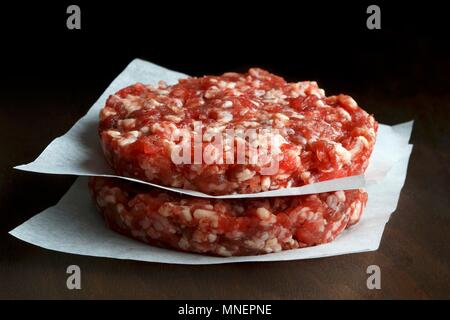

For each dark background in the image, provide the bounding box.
[0,1,449,299]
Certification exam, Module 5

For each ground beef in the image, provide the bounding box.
[99,68,378,195]
[89,176,367,257]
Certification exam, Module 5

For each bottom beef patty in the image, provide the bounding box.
[89,177,367,256]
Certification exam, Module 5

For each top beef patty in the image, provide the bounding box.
[99,68,378,195]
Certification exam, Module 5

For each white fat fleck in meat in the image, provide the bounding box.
[300,171,311,182]
[106,130,121,138]
[252,80,262,87]
[204,86,220,99]
[349,201,362,224]
[249,68,262,78]
[326,195,339,211]
[274,113,290,122]
[263,89,287,102]
[339,95,358,109]
[305,85,325,99]
[217,111,233,123]
[271,133,288,150]
[217,246,232,257]
[144,99,164,109]
[226,230,244,240]
[337,107,352,121]
[226,82,236,89]
[261,176,271,191]
[244,238,265,250]
[315,100,325,107]
[260,232,270,241]
[259,213,277,226]
[117,95,142,114]
[335,190,346,202]
[199,183,229,197]
[275,173,291,180]
[318,223,326,233]
[100,108,117,119]
[318,89,326,97]
[239,108,249,116]
[240,121,259,128]
[203,125,226,142]
[264,238,282,253]
[254,89,265,97]
[180,206,192,222]
[331,216,345,232]
[129,130,140,137]
[350,136,369,155]
[208,233,217,242]
[256,207,271,220]
[151,123,164,133]
[222,100,233,108]
[334,142,352,164]
[193,209,219,227]
[236,169,256,182]
[116,203,125,214]
[158,204,174,217]
[164,115,183,123]
[178,238,190,250]
[218,80,228,88]
[118,135,138,146]
[249,100,260,107]
[173,98,184,108]
[296,207,311,220]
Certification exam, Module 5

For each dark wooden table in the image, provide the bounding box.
[0,2,449,299]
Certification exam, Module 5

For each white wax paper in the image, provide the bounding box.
[9,144,412,264]
[14,59,411,199]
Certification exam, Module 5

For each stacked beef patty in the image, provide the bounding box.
[90,68,377,256]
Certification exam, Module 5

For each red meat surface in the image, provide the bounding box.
[99,69,377,195]
[89,177,367,257]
